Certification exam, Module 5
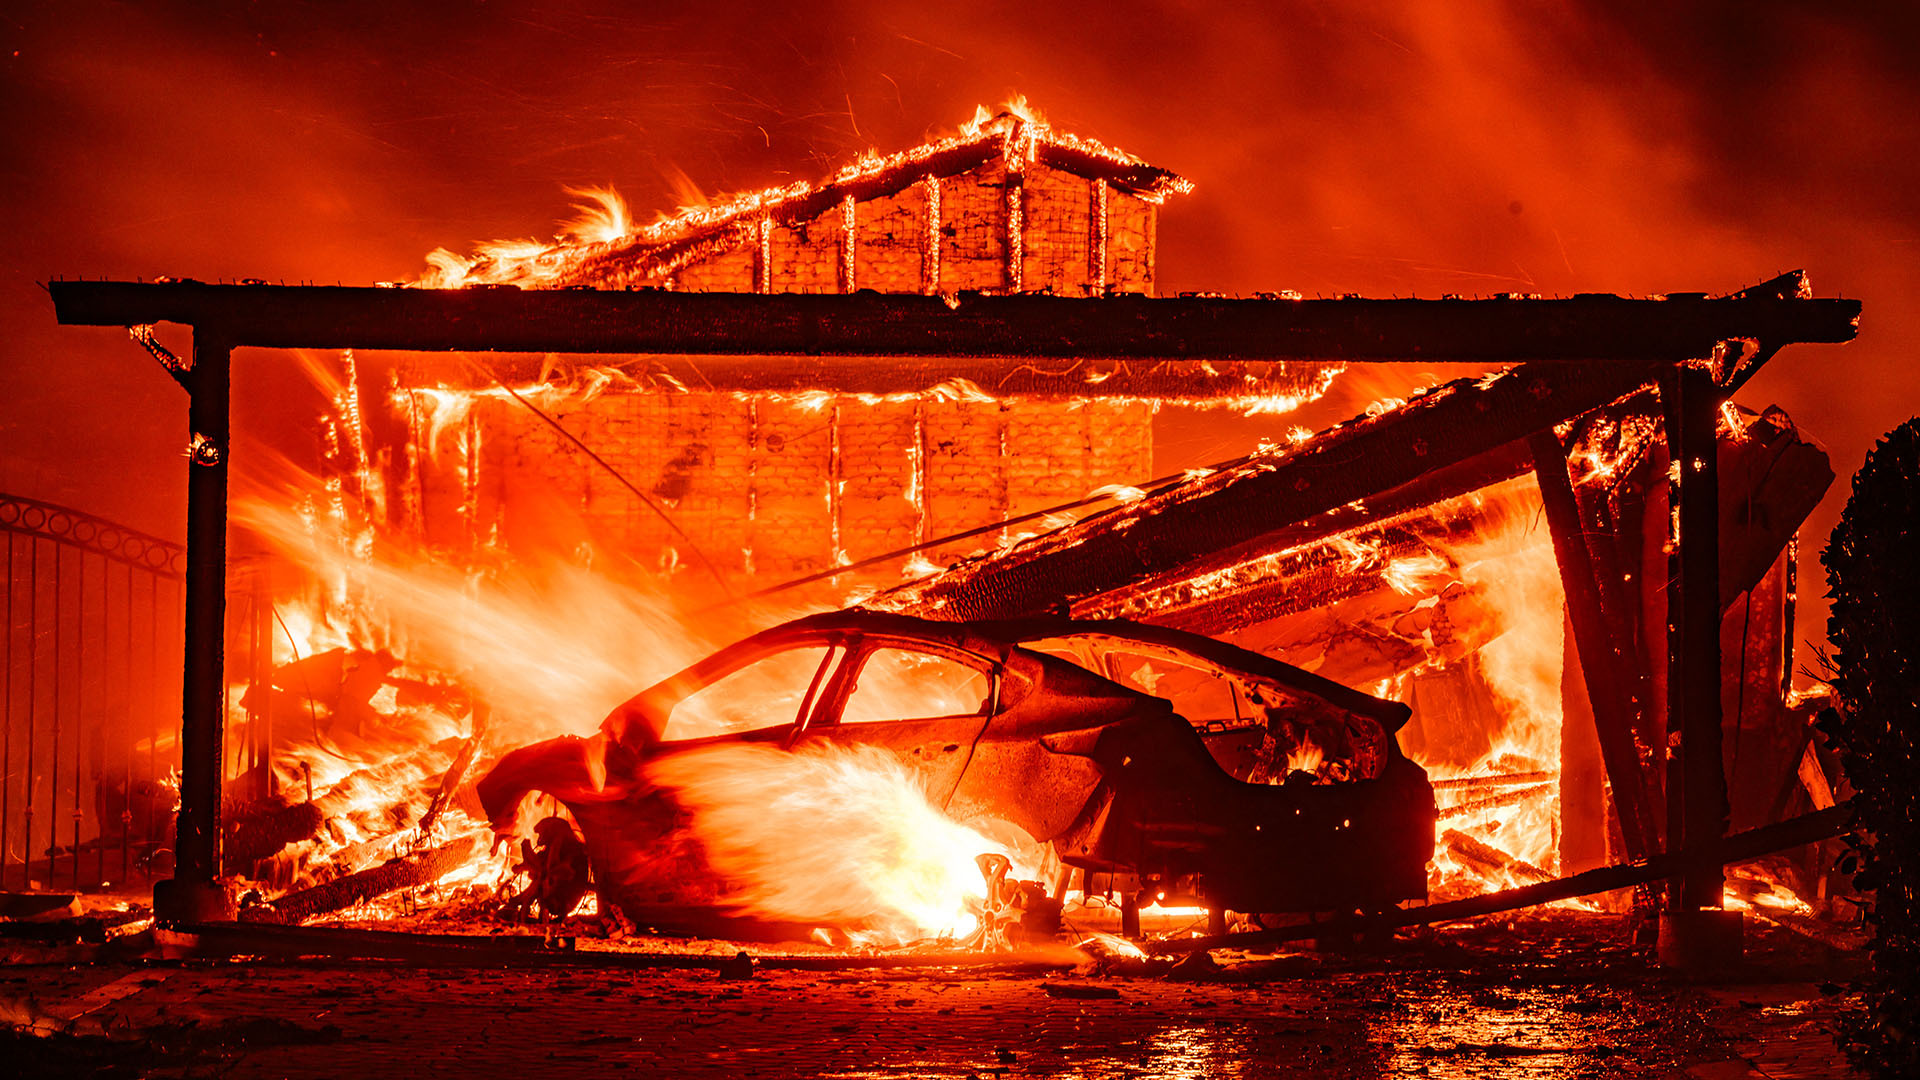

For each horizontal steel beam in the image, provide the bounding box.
[49,280,1858,361]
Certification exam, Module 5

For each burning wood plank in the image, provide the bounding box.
[1429,770,1558,792]
[240,835,483,925]
[1437,783,1555,821]
[1441,828,1555,885]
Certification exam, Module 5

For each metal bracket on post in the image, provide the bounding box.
[128,325,193,391]
[154,329,236,925]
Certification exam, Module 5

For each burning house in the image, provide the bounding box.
[28,104,1861,967]
[383,107,1331,591]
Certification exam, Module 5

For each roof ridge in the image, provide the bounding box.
[414,104,1189,290]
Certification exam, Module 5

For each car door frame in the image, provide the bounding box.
[794,633,1007,809]
[634,630,854,753]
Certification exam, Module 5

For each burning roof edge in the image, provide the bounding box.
[418,108,1193,291]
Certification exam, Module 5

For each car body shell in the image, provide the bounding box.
[477,611,1435,930]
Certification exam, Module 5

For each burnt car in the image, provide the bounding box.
[477,610,1434,932]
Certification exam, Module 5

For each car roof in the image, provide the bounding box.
[777,609,1410,732]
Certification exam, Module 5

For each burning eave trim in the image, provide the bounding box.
[422,112,1192,291]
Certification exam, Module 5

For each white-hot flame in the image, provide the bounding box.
[647,742,1039,941]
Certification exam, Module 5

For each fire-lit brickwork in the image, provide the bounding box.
[403,113,1179,588]
[435,391,1155,585]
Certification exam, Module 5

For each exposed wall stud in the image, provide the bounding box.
[756,217,773,294]
[922,176,942,295]
[1092,180,1109,294]
[840,195,857,293]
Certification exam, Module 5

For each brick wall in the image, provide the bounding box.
[422,389,1154,594]
[411,156,1161,591]
[656,158,1157,298]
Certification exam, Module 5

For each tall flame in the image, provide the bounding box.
[1417,487,1567,893]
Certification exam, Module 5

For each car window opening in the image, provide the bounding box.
[663,643,840,739]
[841,647,994,724]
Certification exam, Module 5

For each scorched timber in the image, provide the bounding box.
[1532,429,1658,860]
[883,361,1666,621]
[49,281,1856,361]
[1091,440,1541,630]
[240,836,482,925]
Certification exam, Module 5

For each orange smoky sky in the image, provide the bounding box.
[3,0,1916,654]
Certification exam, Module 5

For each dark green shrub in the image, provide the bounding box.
[1820,417,1920,1077]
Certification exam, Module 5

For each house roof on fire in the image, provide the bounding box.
[415,107,1191,291]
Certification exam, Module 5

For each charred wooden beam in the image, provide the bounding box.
[1148,802,1852,955]
[49,281,1857,361]
[887,362,1664,621]
[224,801,325,868]
[1530,430,1659,862]
[240,835,482,925]
[1083,440,1538,630]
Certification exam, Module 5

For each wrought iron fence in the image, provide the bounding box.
[0,493,185,893]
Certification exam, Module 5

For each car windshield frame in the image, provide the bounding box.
[643,631,848,744]
[805,633,1005,730]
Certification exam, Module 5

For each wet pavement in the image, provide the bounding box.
[1,911,1866,1079]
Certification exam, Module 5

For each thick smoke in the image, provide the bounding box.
[6,0,1914,655]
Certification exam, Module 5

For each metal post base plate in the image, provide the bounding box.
[1656,908,1744,970]
[154,878,235,926]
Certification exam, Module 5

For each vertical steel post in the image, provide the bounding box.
[118,561,130,883]
[24,539,37,890]
[156,332,233,922]
[1662,364,1729,910]
[50,544,61,890]
[2,534,12,891]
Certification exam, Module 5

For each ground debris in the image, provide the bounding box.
[1165,949,1222,981]
[2,1015,341,1078]
[1040,982,1120,999]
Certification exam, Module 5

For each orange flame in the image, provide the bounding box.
[647,742,1041,941]
[1417,484,1567,895]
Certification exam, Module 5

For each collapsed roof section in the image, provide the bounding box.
[862,273,1851,624]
